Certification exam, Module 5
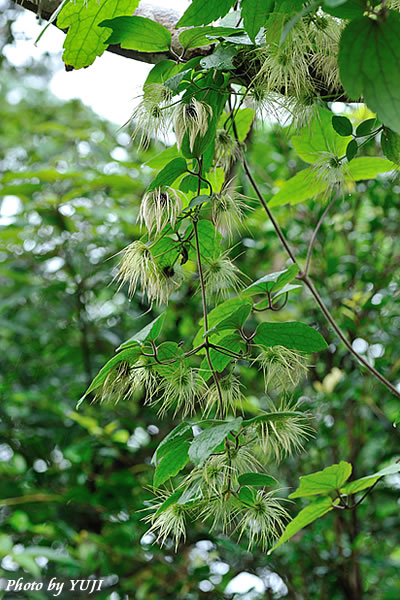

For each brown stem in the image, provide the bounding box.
[301,275,400,399]
[304,192,338,276]
[192,218,224,408]
[240,151,400,400]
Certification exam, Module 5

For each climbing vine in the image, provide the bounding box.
[31,0,400,552]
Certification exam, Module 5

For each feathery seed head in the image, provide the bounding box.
[202,372,244,418]
[130,84,172,149]
[203,253,243,300]
[257,400,313,460]
[256,345,308,392]
[116,240,159,300]
[214,129,244,172]
[94,360,134,404]
[174,98,213,151]
[211,185,248,238]
[144,499,187,551]
[117,241,184,305]
[138,187,183,236]
[157,365,205,416]
[132,357,162,403]
[236,490,290,551]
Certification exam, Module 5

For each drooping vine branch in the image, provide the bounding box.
[240,153,400,400]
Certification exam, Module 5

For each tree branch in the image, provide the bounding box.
[12,0,211,65]
[11,0,352,101]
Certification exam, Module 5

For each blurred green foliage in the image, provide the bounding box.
[0,9,400,599]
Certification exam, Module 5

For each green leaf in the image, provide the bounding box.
[147,158,188,191]
[269,167,329,207]
[238,486,257,505]
[243,265,299,296]
[280,0,319,45]
[381,127,400,164]
[13,553,41,577]
[339,12,400,134]
[270,158,395,207]
[355,118,377,137]
[100,15,171,52]
[254,283,302,310]
[144,60,179,88]
[188,220,222,260]
[270,497,334,552]
[322,0,365,19]
[189,418,243,466]
[177,0,236,27]
[200,45,238,71]
[151,234,180,269]
[242,410,306,427]
[153,422,193,464]
[57,0,139,69]
[292,108,351,163]
[205,303,252,337]
[193,296,251,348]
[332,115,353,137]
[118,314,165,350]
[254,321,328,354]
[346,139,358,162]
[164,69,192,94]
[238,473,278,487]
[241,0,274,42]
[345,157,395,180]
[264,0,304,44]
[289,461,352,499]
[77,345,141,406]
[179,26,240,49]
[185,195,212,211]
[154,442,190,488]
[145,145,181,169]
[154,489,183,517]
[340,462,400,495]
[153,342,184,378]
[227,108,255,142]
[181,72,229,159]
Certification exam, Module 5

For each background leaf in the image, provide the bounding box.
[238,473,278,487]
[100,16,172,52]
[177,0,236,27]
[270,497,334,552]
[339,12,400,134]
[57,0,139,69]
[289,462,352,498]
[254,322,328,354]
[241,0,275,42]
[189,418,243,466]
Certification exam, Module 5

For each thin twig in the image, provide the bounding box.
[304,192,338,276]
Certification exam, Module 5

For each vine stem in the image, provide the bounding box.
[304,192,338,276]
[241,157,297,263]
[234,121,400,399]
[192,197,224,411]
[301,274,400,398]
